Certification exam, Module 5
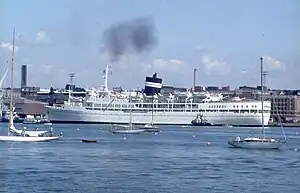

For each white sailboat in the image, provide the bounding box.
[110,58,145,134]
[141,92,160,132]
[228,57,286,149]
[0,28,61,142]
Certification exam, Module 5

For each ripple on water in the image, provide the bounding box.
[0,124,300,193]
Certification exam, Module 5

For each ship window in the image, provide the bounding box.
[233,105,235,108]
[241,105,243,108]
[246,105,248,108]
[219,105,221,108]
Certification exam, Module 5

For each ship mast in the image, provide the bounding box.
[9,27,16,135]
[68,73,75,105]
[260,57,265,138]
[103,64,109,92]
[102,64,112,93]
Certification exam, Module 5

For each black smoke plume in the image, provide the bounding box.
[102,17,158,62]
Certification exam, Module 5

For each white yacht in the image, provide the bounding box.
[46,65,271,126]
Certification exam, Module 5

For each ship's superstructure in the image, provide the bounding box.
[46,65,271,126]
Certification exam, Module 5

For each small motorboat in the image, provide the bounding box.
[81,139,97,143]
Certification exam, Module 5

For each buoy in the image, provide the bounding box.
[192,134,196,138]
[123,137,127,140]
[77,128,80,131]
[206,142,211,145]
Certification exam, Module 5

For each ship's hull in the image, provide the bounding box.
[46,106,270,126]
[228,140,284,149]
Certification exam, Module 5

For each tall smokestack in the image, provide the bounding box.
[193,69,197,90]
[21,64,27,88]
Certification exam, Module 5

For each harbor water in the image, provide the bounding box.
[0,123,299,193]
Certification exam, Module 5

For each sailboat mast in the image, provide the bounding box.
[260,57,265,137]
[151,88,154,125]
[127,56,132,126]
[9,28,16,133]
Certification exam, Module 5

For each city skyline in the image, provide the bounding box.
[0,0,299,89]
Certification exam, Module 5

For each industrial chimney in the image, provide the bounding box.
[21,64,27,88]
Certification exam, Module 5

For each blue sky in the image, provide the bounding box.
[0,0,299,89]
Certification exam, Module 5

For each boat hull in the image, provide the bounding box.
[111,129,145,134]
[46,106,270,126]
[0,136,60,142]
[228,140,284,149]
[141,124,161,132]
[82,139,97,143]
[191,121,212,126]
[144,128,160,132]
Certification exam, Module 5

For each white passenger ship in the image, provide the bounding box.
[46,65,271,126]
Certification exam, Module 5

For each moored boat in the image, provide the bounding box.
[0,28,61,143]
[228,57,287,149]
